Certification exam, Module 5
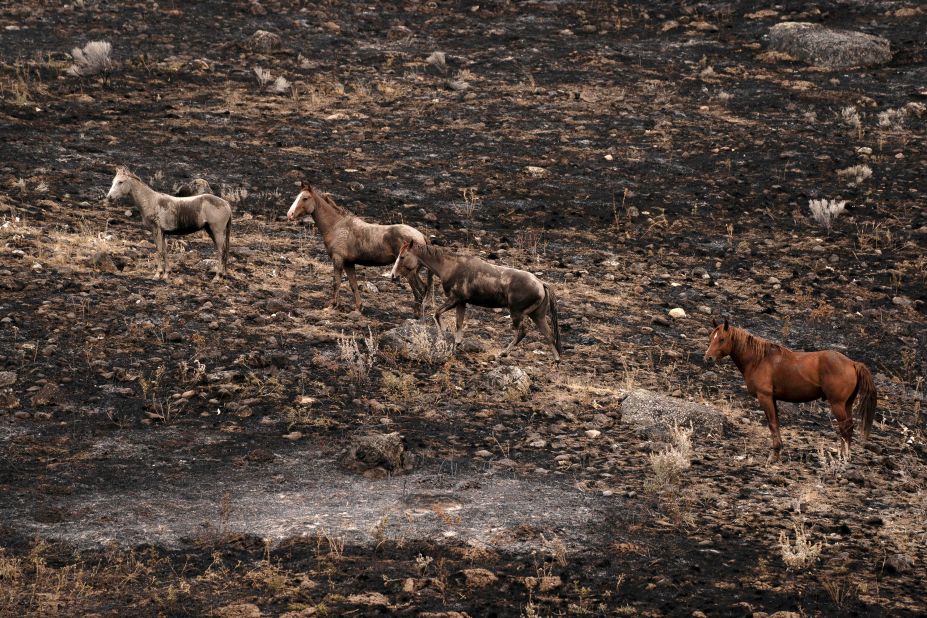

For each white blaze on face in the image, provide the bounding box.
[389,251,404,278]
[287,192,302,220]
[106,175,120,199]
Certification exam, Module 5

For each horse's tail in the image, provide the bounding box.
[223,216,231,267]
[544,284,562,356]
[854,362,877,441]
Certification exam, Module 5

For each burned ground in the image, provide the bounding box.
[1,0,926,616]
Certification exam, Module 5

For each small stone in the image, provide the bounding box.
[697,306,712,315]
[651,315,671,327]
[181,389,196,399]
[283,431,303,440]
[474,449,492,458]
[463,568,497,588]
[14,411,31,420]
[0,371,15,387]
[585,429,601,439]
[668,307,687,319]
[892,296,912,307]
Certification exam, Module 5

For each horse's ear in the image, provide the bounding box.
[301,181,312,193]
[723,317,729,331]
[712,318,718,328]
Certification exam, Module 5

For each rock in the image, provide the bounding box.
[621,389,725,440]
[380,320,454,363]
[585,429,601,439]
[283,431,303,440]
[30,383,62,407]
[892,296,912,307]
[668,307,687,319]
[651,315,671,327]
[524,575,562,591]
[474,449,492,458]
[346,592,389,606]
[0,371,15,387]
[339,432,412,476]
[90,250,117,273]
[524,166,549,177]
[768,22,892,69]
[485,366,530,397]
[210,603,262,618]
[0,389,20,410]
[884,553,913,574]
[462,568,497,588]
[245,30,282,52]
[173,178,213,197]
[425,51,447,74]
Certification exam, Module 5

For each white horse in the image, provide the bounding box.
[106,167,232,280]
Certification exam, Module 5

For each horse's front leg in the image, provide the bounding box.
[344,263,362,313]
[433,297,457,330]
[152,228,167,280]
[328,259,344,310]
[758,393,783,463]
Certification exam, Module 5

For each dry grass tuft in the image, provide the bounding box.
[648,424,693,488]
[837,164,872,187]
[338,328,378,382]
[779,520,822,570]
[68,41,113,76]
[808,198,847,232]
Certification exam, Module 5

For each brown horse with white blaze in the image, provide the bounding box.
[286,182,433,316]
[391,239,562,362]
[704,318,877,461]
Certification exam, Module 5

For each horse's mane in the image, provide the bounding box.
[315,191,353,216]
[733,327,784,359]
[410,241,449,262]
[116,166,142,182]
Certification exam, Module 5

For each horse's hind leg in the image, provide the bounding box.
[453,303,468,350]
[758,393,783,463]
[830,401,853,457]
[203,225,223,281]
[153,228,168,280]
[531,308,559,362]
[344,263,362,312]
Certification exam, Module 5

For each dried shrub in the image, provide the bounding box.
[68,40,113,76]
[780,520,822,570]
[808,198,847,232]
[338,328,378,382]
[837,164,872,187]
[648,424,693,488]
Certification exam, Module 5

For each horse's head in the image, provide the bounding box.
[704,317,733,362]
[106,167,133,201]
[287,182,316,221]
[389,239,415,279]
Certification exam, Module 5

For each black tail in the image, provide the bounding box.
[544,284,562,356]
[854,362,877,441]
[223,218,231,269]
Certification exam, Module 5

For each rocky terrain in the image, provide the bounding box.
[1,0,925,615]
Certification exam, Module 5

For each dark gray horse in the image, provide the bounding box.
[391,239,562,362]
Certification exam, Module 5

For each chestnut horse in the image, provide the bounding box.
[287,183,432,317]
[390,239,562,362]
[704,318,876,461]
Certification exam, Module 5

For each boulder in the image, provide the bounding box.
[485,365,531,397]
[339,432,413,478]
[768,22,892,69]
[173,178,214,197]
[381,320,454,363]
[621,389,725,441]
